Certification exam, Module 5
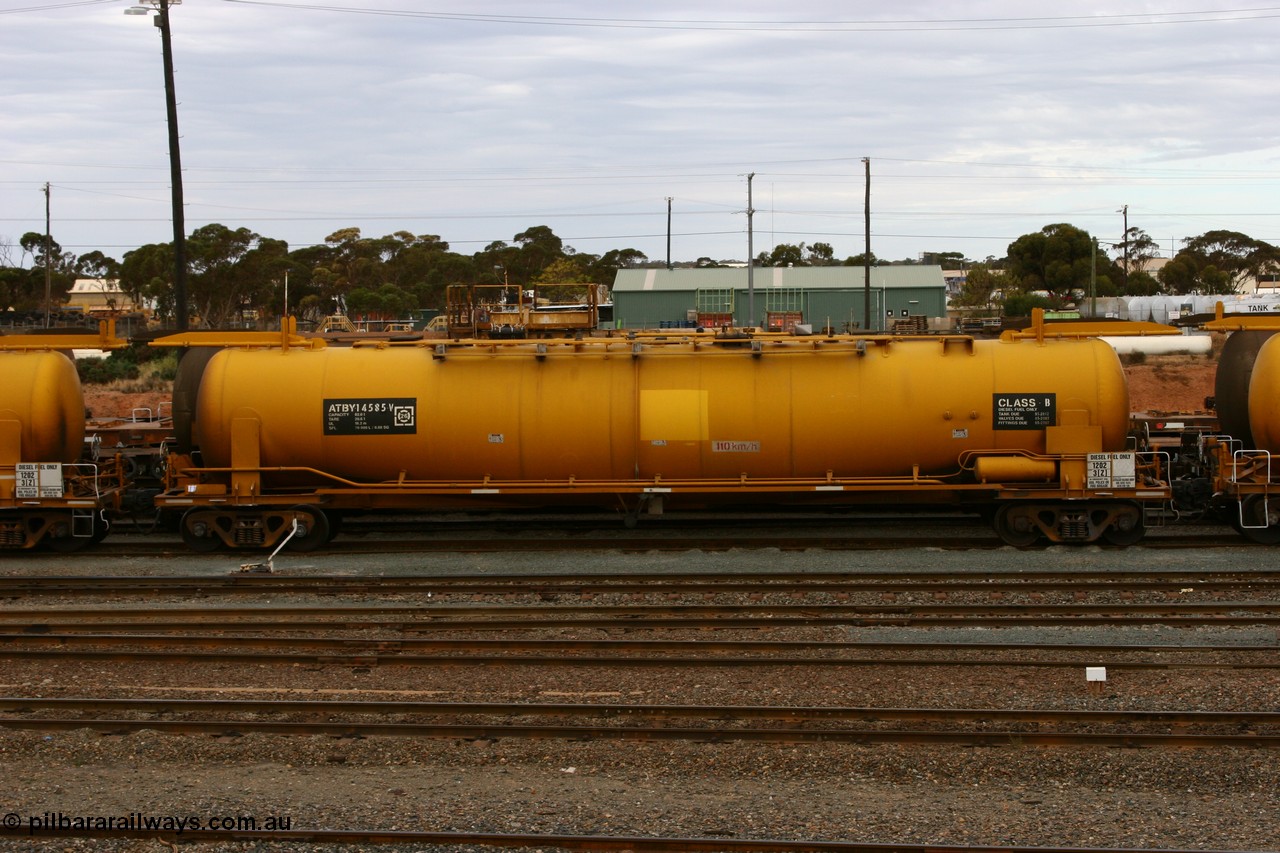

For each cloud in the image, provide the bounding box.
[3,1,1280,264]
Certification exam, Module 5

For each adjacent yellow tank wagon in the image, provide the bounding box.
[0,324,129,550]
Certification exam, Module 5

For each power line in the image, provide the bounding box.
[0,0,115,14]
[216,2,1280,32]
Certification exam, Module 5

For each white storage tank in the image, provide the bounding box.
[1126,296,1152,323]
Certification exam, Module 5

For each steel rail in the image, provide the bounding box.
[56,532,1251,556]
[3,647,1276,669]
[2,632,1277,664]
[3,569,1279,595]
[13,567,1280,582]
[0,716,1274,747]
[4,696,1277,727]
[2,614,1279,631]
[1,825,1262,853]
[1,579,1276,597]
[84,535,1001,554]
[2,601,1278,619]
[0,632,1273,657]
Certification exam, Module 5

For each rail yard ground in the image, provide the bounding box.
[1,527,1278,853]
[1123,352,1217,413]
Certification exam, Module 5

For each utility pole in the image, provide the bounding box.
[129,0,187,330]
[863,157,871,331]
[665,197,672,270]
[43,182,52,328]
[1091,237,1098,318]
[1118,204,1129,293]
[158,0,187,331]
[746,173,755,329]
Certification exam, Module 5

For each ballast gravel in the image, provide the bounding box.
[0,537,1277,852]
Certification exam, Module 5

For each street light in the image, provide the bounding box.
[126,0,187,331]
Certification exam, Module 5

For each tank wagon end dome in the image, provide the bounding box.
[0,350,86,464]
[1246,332,1280,453]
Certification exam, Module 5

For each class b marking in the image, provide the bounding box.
[992,393,1056,430]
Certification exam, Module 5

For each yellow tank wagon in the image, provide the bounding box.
[153,314,1171,551]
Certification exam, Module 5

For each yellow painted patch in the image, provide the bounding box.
[639,389,709,441]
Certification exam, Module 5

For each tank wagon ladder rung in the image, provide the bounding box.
[1230,448,1273,486]
[1138,451,1173,529]
[1230,449,1276,532]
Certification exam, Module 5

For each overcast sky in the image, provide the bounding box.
[4,1,1280,270]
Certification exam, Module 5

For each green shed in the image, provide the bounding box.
[611,266,947,332]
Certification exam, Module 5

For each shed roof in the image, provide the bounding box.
[69,278,124,295]
[613,266,945,293]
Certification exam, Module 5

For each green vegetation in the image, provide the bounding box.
[76,343,178,387]
[6,216,1278,330]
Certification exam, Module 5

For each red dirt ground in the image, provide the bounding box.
[1123,354,1216,414]
[82,390,170,421]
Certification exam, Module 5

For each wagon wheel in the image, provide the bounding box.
[286,506,331,552]
[42,514,90,553]
[322,510,342,544]
[1237,495,1280,544]
[993,504,1041,547]
[180,510,223,553]
[45,536,90,553]
[1100,503,1146,546]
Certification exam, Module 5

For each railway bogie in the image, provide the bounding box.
[993,500,1146,547]
[178,505,332,552]
[1,506,107,552]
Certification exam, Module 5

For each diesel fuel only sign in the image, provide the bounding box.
[992,394,1056,430]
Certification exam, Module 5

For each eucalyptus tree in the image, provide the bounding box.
[1004,223,1117,304]
[185,224,288,327]
[1159,230,1280,295]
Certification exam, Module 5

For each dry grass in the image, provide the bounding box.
[106,373,175,394]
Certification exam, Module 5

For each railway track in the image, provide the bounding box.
[3,568,1280,597]
[1,633,1273,656]
[2,562,1275,850]
[2,696,1275,747]
[3,601,1278,630]
[45,529,1251,555]
[1,632,1276,669]
[5,647,1275,670]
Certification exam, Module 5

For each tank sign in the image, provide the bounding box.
[15,463,63,498]
[993,394,1056,430]
[324,398,417,435]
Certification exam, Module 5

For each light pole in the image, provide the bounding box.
[125,0,187,331]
